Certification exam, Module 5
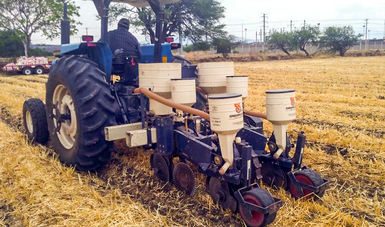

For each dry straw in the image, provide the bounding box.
[0,56,384,226]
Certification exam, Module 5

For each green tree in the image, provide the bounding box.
[319,26,361,57]
[0,0,80,57]
[108,0,226,44]
[267,32,295,56]
[212,35,237,57]
[292,26,320,56]
[0,29,24,57]
[183,42,210,52]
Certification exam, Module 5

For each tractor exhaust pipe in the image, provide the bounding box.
[61,0,70,44]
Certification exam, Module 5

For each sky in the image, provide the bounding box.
[31,0,385,45]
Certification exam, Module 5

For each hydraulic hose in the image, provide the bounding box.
[134,87,210,121]
[243,110,267,120]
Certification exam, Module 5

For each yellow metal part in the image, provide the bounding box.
[111,75,121,84]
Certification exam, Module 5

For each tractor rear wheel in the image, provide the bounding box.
[46,55,117,171]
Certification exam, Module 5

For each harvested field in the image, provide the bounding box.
[0,56,384,226]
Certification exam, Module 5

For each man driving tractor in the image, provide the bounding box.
[107,18,141,60]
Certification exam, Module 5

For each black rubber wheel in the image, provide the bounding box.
[34,66,44,75]
[153,153,171,182]
[173,162,196,196]
[289,169,324,200]
[239,188,277,227]
[46,55,117,171]
[22,67,33,75]
[23,98,49,143]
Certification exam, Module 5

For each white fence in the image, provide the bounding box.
[232,40,385,54]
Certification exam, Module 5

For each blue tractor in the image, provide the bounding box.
[22,1,328,226]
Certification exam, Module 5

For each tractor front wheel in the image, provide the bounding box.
[46,55,117,171]
[23,98,49,143]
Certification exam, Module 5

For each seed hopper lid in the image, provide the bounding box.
[266,89,295,94]
[208,93,242,100]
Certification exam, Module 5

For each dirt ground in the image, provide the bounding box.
[0,56,384,226]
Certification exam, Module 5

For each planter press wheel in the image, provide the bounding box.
[238,188,277,227]
[289,169,324,200]
[46,55,117,171]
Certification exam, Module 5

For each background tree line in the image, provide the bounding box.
[267,25,362,57]
[0,0,364,58]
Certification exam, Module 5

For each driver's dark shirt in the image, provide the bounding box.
[107,27,141,59]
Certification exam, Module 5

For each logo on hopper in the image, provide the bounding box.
[234,103,242,113]
[290,97,296,106]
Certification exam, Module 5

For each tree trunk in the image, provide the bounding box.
[22,41,28,57]
[300,47,309,56]
[281,48,291,56]
[23,35,31,57]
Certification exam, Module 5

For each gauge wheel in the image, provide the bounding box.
[239,188,277,227]
[289,169,325,200]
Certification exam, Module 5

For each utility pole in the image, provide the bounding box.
[365,19,368,50]
[290,20,293,32]
[303,20,306,29]
[365,19,368,41]
[245,28,247,43]
[262,14,266,43]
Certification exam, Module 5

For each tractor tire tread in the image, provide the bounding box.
[46,55,116,171]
